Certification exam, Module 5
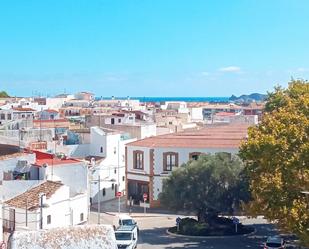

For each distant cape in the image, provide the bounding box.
[229,93,267,103]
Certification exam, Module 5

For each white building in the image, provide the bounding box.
[3,181,88,231]
[88,127,136,203]
[0,145,89,233]
[74,92,95,101]
[125,124,249,208]
[86,114,156,139]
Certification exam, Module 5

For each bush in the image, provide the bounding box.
[170,217,254,236]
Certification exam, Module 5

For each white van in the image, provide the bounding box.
[115,225,138,249]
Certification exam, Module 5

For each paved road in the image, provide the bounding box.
[136,216,277,249]
[89,198,302,249]
[90,211,295,249]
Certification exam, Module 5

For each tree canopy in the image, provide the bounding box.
[0,91,10,98]
[159,153,249,223]
[239,79,309,245]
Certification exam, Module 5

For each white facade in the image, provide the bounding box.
[43,162,88,196]
[88,127,136,203]
[189,107,204,122]
[3,184,88,231]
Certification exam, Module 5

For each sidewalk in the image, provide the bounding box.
[90,197,193,218]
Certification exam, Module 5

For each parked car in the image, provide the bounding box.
[264,236,286,249]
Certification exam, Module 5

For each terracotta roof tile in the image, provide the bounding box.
[5,181,64,211]
[12,107,36,111]
[127,124,250,148]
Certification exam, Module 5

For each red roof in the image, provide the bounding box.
[127,124,249,149]
[33,150,81,167]
[43,109,59,113]
[12,107,36,112]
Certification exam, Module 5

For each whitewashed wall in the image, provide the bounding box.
[126,146,151,175]
[90,127,107,157]
[140,124,156,138]
[44,162,88,196]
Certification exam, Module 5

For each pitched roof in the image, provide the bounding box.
[5,181,64,211]
[12,107,36,112]
[127,124,249,148]
[43,109,59,113]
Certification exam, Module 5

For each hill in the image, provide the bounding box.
[0,91,10,98]
[229,93,266,103]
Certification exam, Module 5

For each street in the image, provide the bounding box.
[89,198,300,249]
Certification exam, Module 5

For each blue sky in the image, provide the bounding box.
[0,0,309,97]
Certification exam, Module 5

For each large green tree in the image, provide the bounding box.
[239,80,309,245]
[159,153,249,223]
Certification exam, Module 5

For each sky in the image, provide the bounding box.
[0,0,309,97]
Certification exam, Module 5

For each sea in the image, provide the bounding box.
[95,97,230,103]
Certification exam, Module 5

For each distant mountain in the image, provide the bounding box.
[229,93,267,103]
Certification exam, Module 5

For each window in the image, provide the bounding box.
[133,151,144,170]
[114,168,117,174]
[112,183,114,190]
[163,152,178,171]
[168,121,173,125]
[118,118,121,123]
[102,188,106,196]
[80,213,84,222]
[7,114,12,120]
[47,215,51,224]
[122,176,125,182]
[0,114,5,120]
[100,147,103,153]
[189,152,202,161]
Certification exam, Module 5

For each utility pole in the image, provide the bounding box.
[118,140,120,215]
[39,108,42,141]
[25,198,28,227]
[97,175,101,224]
[39,193,44,229]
